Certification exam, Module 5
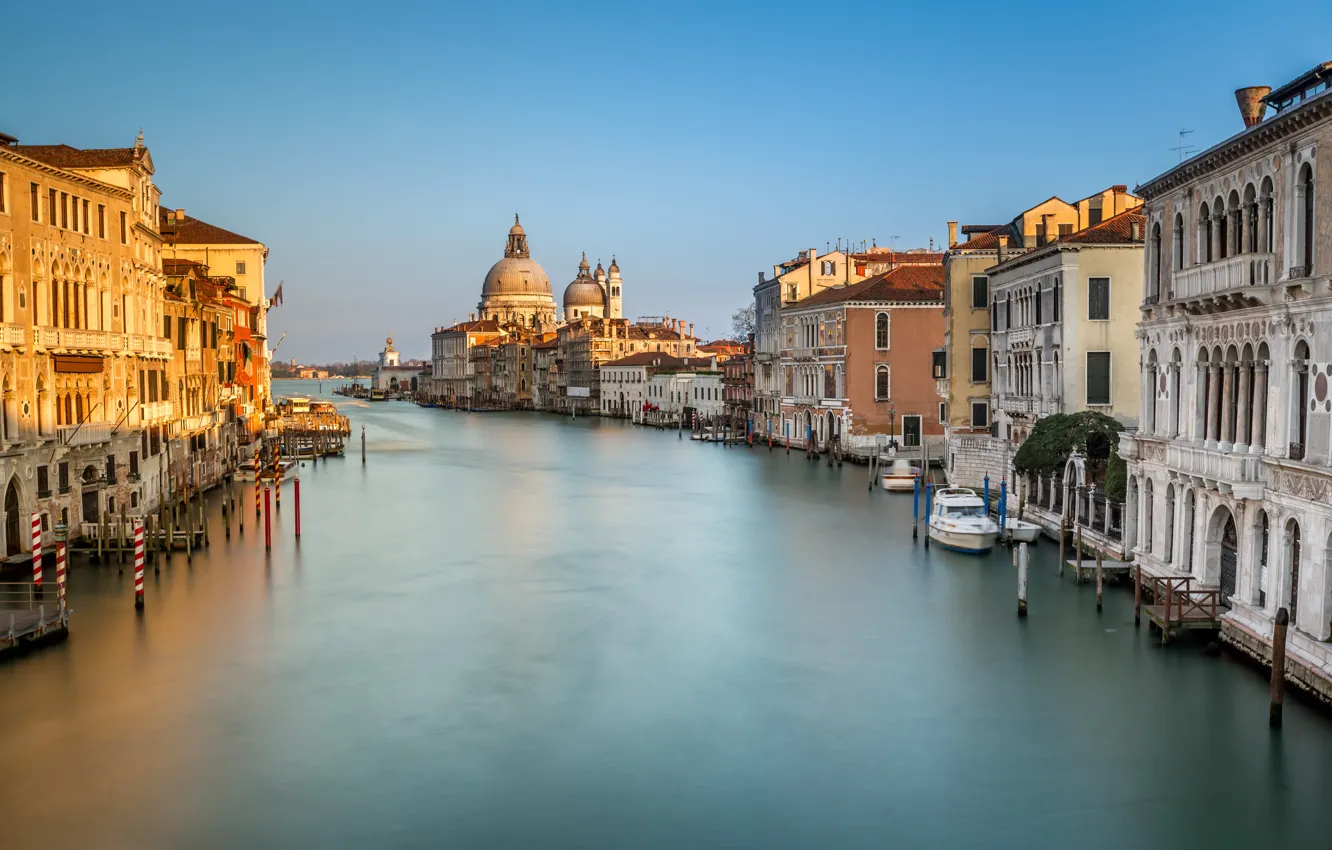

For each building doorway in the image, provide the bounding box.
[1220,513,1238,604]
[4,477,20,557]
[903,414,923,448]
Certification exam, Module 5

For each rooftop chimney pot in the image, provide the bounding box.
[1235,86,1272,128]
[947,221,958,249]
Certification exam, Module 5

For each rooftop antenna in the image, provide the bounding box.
[1171,129,1198,163]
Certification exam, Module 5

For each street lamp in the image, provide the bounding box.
[887,401,897,452]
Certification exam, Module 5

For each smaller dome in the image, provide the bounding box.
[564,279,606,309]
[509,213,524,236]
[578,252,590,271]
[609,256,620,274]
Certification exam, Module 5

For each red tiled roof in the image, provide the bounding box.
[953,226,1013,252]
[1058,208,1146,244]
[163,258,205,275]
[437,319,502,335]
[160,208,260,245]
[850,251,945,265]
[795,263,944,308]
[12,144,138,168]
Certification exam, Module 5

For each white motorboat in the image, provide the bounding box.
[1005,518,1041,543]
[928,487,1000,553]
[880,458,921,492]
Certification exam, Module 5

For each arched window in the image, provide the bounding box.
[1163,484,1176,564]
[875,312,889,349]
[1173,213,1184,271]
[1296,164,1315,275]
[1199,202,1213,263]
[1143,478,1154,554]
[1291,340,1310,459]
[1285,518,1302,624]
[875,365,890,400]
[1150,222,1162,297]
[1255,510,1270,608]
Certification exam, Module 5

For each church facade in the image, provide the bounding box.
[478,216,558,329]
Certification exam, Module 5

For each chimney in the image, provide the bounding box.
[996,234,1008,264]
[1111,185,1126,216]
[688,322,694,338]
[175,208,185,222]
[947,221,958,249]
[1235,86,1272,128]
[1130,219,1143,241]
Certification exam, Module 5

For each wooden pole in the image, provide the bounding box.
[1017,542,1029,618]
[263,483,272,552]
[1057,517,1066,579]
[294,475,301,539]
[1134,564,1142,626]
[1162,583,1173,645]
[361,425,366,464]
[1095,546,1104,611]
[224,474,231,539]
[1269,607,1289,728]
[1074,520,1084,584]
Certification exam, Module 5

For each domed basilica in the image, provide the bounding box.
[478,217,623,327]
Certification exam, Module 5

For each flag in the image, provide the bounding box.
[272,282,284,306]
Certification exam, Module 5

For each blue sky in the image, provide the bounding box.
[7,1,1330,361]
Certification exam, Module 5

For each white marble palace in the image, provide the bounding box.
[1123,63,1332,699]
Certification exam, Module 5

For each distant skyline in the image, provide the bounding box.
[7,1,1331,361]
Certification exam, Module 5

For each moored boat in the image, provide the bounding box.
[1005,518,1040,543]
[928,487,1000,553]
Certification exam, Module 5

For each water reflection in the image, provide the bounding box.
[1,381,1328,849]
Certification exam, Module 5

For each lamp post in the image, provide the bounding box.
[887,401,897,454]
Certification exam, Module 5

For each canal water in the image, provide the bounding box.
[2,380,1329,849]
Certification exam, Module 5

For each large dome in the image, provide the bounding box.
[483,257,552,296]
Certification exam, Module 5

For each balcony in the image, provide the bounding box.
[0,323,27,348]
[58,422,113,447]
[997,394,1037,415]
[1166,441,1265,499]
[139,400,174,424]
[1007,327,1033,347]
[793,347,816,361]
[1170,253,1274,306]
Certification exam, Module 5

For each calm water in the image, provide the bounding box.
[2,379,1329,849]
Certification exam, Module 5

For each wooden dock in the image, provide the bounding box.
[1140,574,1223,644]
[1,583,69,656]
[1063,557,1131,583]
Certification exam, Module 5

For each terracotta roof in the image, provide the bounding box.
[850,251,945,265]
[163,258,205,275]
[794,263,944,308]
[603,352,688,368]
[532,338,559,350]
[12,144,138,168]
[1058,208,1146,244]
[160,209,260,245]
[952,225,1013,252]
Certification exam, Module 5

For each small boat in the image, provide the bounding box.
[928,487,1000,554]
[880,458,921,492]
[1005,518,1041,543]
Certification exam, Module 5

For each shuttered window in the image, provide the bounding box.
[1086,352,1111,405]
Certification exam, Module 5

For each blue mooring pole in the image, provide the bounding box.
[924,483,933,549]
[984,473,990,516]
[912,476,920,542]
[999,481,1008,544]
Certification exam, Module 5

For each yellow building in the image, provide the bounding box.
[0,132,175,555]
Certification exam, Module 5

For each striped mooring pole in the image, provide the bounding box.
[31,512,42,587]
[133,521,145,610]
[56,540,67,612]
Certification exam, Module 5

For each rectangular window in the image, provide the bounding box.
[939,402,947,423]
[177,317,186,349]
[97,204,106,238]
[60,192,68,229]
[163,314,172,340]
[0,171,6,214]
[106,454,117,485]
[30,183,39,221]
[1088,203,1103,227]
[902,414,922,448]
[932,349,947,379]
[1035,288,1043,324]
[971,346,988,383]
[48,188,57,226]
[1086,352,1112,405]
[58,462,69,493]
[971,275,988,309]
[82,199,90,234]
[37,465,49,498]
[1087,277,1110,321]
[971,401,990,428]
[120,211,128,243]
[129,451,139,477]
[236,261,247,275]
[1058,223,1073,238]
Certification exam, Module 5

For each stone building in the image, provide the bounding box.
[371,335,420,393]
[722,342,754,429]
[429,319,503,405]
[556,316,697,415]
[562,254,623,321]
[778,264,945,452]
[600,353,715,419]
[478,216,557,329]
[1122,64,1332,701]
[0,132,177,556]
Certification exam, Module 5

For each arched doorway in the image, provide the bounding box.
[1206,504,1238,603]
[80,465,99,525]
[1284,519,1302,622]
[4,477,20,557]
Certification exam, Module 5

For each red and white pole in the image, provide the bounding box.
[133,521,145,610]
[56,540,67,611]
[30,512,42,587]
[254,455,262,517]
[264,483,272,551]
[294,475,301,539]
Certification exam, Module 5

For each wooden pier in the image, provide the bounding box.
[1140,574,1223,644]
[1,583,69,656]
[1063,557,1131,583]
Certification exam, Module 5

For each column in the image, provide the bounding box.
[1219,364,1235,450]
[1205,364,1221,446]
[1234,363,1252,452]
[1250,362,1268,454]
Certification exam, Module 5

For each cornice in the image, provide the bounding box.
[0,149,134,200]
[1137,91,1332,199]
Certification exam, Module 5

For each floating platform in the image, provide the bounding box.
[1,584,70,657]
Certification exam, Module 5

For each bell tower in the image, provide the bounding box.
[607,256,623,319]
